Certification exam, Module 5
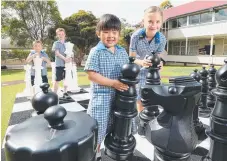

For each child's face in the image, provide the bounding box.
[97,29,120,48]
[56,31,66,40]
[143,12,162,35]
[33,43,42,52]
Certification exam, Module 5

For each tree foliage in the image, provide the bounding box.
[1,1,61,47]
[160,0,173,10]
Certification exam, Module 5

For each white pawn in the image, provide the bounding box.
[22,64,33,97]
[33,56,43,94]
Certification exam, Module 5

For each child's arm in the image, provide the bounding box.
[129,36,152,67]
[52,42,68,62]
[26,52,37,63]
[87,71,128,91]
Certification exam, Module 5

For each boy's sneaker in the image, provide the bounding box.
[96,151,101,161]
[63,92,70,99]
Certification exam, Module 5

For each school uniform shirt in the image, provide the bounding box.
[52,40,66,67]
[30,50,49,76]
[84,41,129,144]
[129,28,167,99]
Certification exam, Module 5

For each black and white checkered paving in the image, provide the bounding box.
[1,87,211,161]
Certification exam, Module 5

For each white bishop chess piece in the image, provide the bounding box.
[32,55,43,94]
[64,42,80,93]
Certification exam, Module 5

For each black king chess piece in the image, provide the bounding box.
[31,83,58,116]
[202,59,227,161]
[104,57,140,160]
[199,66,211,117]
[139,52,161,135]
[206,64,217,109]
[141,76,201,161]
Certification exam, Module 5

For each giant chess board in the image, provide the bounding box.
[1,86,211,161]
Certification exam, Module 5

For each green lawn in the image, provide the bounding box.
[1,65,220,143]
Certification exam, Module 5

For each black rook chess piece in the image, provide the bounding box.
[206,64,217,109]
[104,57,140,160]
[31,83,58,116]
[199,66,211,117]
[139,52,161,136]
[141,76,201,161]
[202,59,227,161]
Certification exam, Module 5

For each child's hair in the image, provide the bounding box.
[96,14,121,32]
[33,40,43,46]
[56,28,65,33]
[144,6,163,22]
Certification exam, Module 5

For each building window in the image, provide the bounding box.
[200,12,212,23]
[178,17,187,27]
[189,14,200,24]
[188,40,199,55]
[169,19,177,29]
[215,8,227,21]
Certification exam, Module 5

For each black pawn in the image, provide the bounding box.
[203,59,227,161]
[207,64,217,109]
[104,57,140,161]
[199,66,210,117]
[190,69,201,82]
[31,83,58,116]
[139,52,161,136]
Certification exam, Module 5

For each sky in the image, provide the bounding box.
[56,0,195,25]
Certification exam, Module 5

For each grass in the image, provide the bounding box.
[1,65,220,143]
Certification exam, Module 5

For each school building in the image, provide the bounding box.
[161,0,227,65]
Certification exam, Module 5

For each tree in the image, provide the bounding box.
[118,19,135,53]
[1,1,61,47]
[49,10,99,66]
[160,0,173,10]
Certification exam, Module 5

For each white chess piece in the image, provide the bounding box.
[22,64,33,97]
[64,42,80,93]
[33,56,43,94]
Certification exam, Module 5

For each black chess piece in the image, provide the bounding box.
[206,64,217,109]
[202,59,227,161]
[104,57,140,160]
[190,69,201,82]
[4,105,98,161]
[141,76,201,161]
[31,83,58,116]
[199,66,211,118]
[190,69,207,141]
[139,52,161,136]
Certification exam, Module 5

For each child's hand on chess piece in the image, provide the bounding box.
[111,80,129,92]
[65,57,72,63]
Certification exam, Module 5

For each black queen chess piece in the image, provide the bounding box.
[141,76,201,161]
[104,57,140,160]
[31,83,58,116]
[202,59,227,161]
[4,105,98,161]
[206,64,217,109]
[139,52,161,136]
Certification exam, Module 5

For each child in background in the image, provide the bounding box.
[26,40,51,86]
[129,6,167,112]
